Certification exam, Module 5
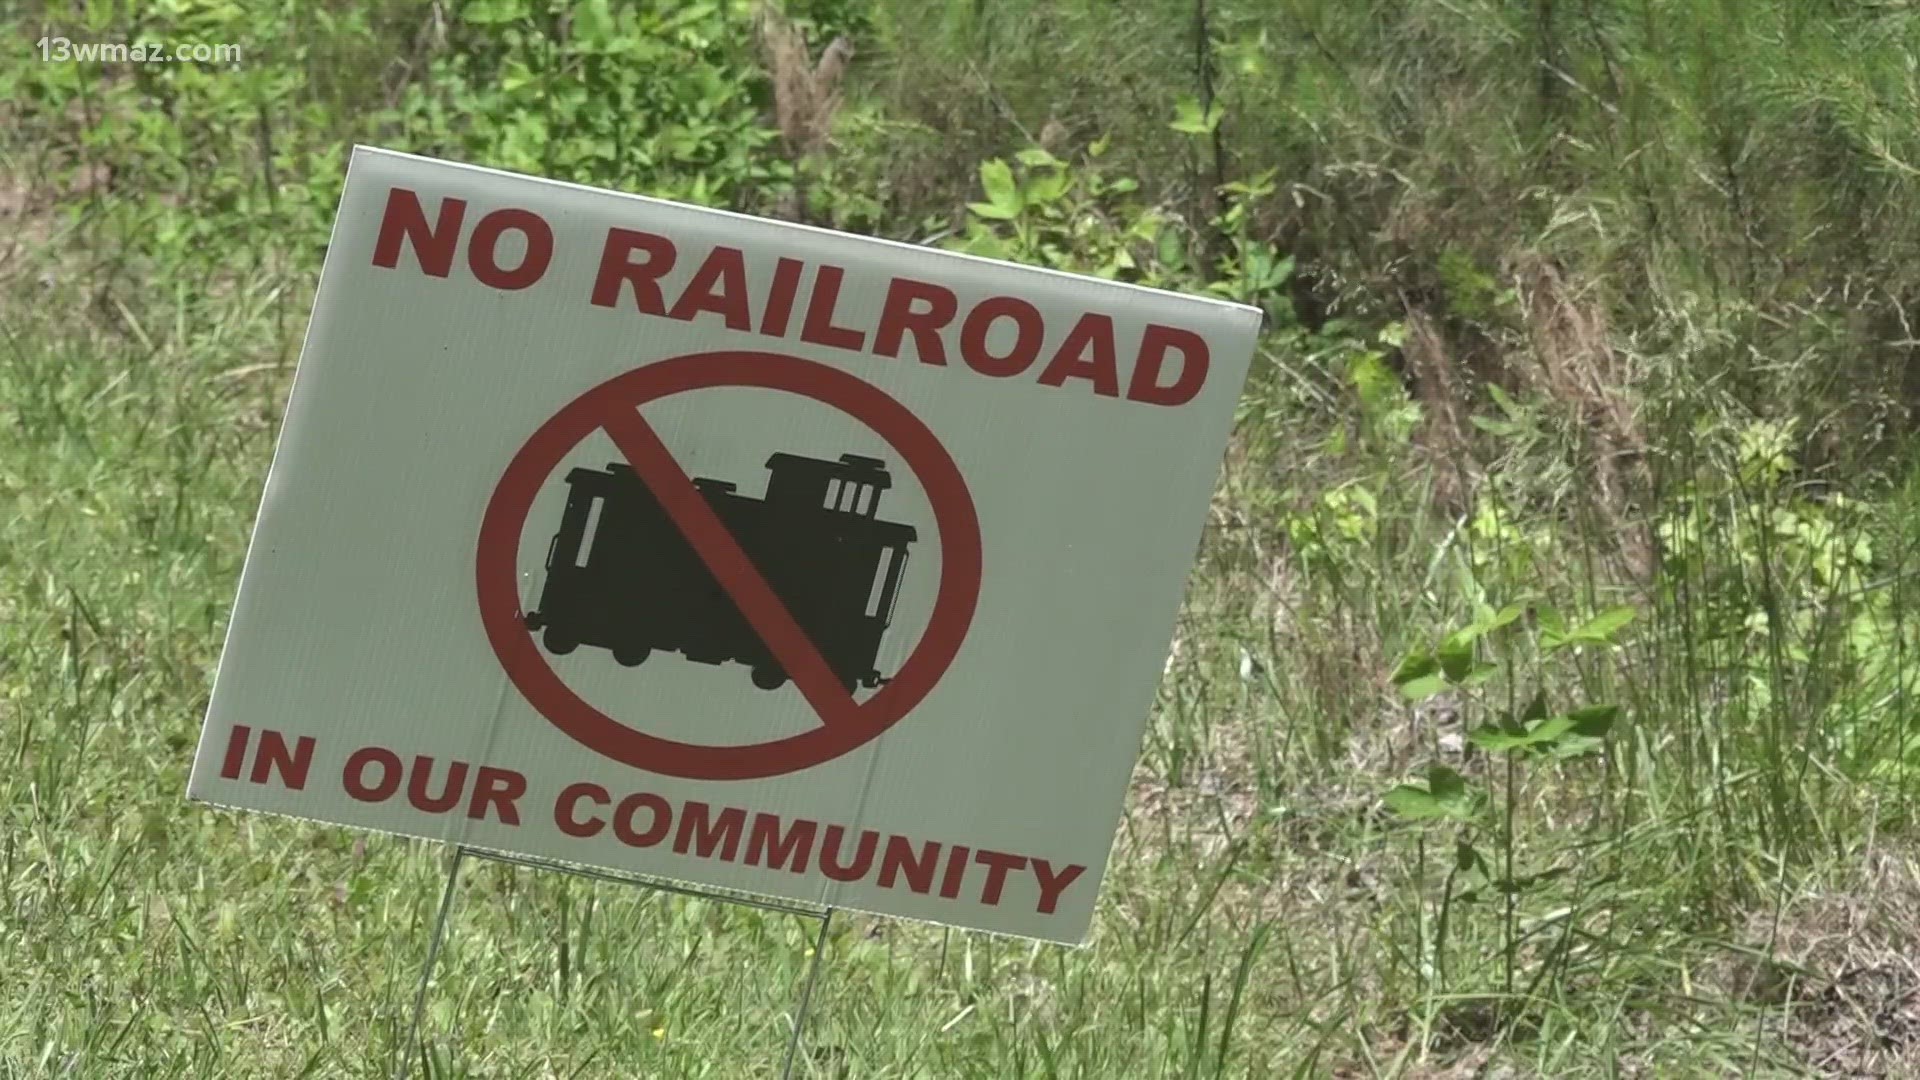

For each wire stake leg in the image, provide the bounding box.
[394,845,468,1080]
[780,908,834,1080]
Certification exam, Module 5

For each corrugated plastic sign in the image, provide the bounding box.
[187,147,1262,944]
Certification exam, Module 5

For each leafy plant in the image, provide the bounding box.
[1435,246,1512,325]
[1,0,407,348]
[392,0,794,210]
[1384,764,1482,823]
[946,141,1180,285]
[1283,482,1379,574]
[1169,94,1225,137]
[1203,170,1293,315]
[1385,599,1632,1012]
[949,122,1296,324]
[1650,415,1920,788]
[1318,323,1421,450]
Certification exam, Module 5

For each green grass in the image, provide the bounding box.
[0,249,1328,1077]
[7,264,1916,1077]
[7,0,1920,1074]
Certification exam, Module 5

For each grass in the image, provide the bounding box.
[6,259,1918,1077]
[7,0,1920,1075]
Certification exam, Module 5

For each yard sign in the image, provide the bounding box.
[188,146,1262,944]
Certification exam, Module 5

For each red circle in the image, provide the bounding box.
[476,351,982,780]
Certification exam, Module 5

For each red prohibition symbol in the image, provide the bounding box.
[476,350,983,780]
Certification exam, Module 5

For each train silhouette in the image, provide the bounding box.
[522,451,918,692]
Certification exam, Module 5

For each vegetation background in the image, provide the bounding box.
[5,0,1920,1075]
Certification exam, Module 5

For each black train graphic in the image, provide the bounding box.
[523,452,919,692]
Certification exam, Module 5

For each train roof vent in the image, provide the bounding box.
[692,478,737,495]
[838,454,888,470]
[606,462,635,475]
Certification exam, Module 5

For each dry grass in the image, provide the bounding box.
[1510,253,1654,577]
[0,169,33,285]
[1717,844,1920,1077]
[1399,304,1475,516]
[0,152,107,291]
[753,0,854,222]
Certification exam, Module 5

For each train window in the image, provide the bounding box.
[855,486,874,516]
[839,482,860,513]
[575,495,605,568]
[824,478,842,510]
[866,548,895,617]
[886,549,910,623]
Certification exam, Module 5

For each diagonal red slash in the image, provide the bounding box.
[597,402,860,730]
[479,350,983,780]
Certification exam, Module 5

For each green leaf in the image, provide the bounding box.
[1567,703,1621,738]
[661,1,717,33]
[1467,725,1529,753]
[1570,605,1636,643]
[463,0,528,25]
[966,201,1020,221]
[1535,604,1566,636]
[1025,170,1071,206]
[1014,147,1063,168]
[1265,253,1296,288]
[1483,604,1526,633]
[1488,383,1523,418]
[571,0,615,43]
[1170,95,1224,135]
[1384,766,1476,822]
[1438,628,1477,682]
[1390,649,1439,687]
[1469,695,1561,753]
[1156,227,1187,270]
[1398,672,1448,702]
[978,159,1022,216]
[1551,730,1597,757]
[1468,601,1497,632]
[1384,785,1443,820]
[1459,662,1501,688]
[1426,765,1467,806]
[1524,714,1577,745]
[499,58,536,94]
[1432,767,1479,820]
[1519,690,1550,726]
[1551,736,1605,759]
[1470,719,1567,754]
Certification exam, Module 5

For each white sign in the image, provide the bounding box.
[188,147,1262,943]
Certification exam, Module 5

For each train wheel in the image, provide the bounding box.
[541,626,578,655]
[612,644,650,667]
[750,665,788,690]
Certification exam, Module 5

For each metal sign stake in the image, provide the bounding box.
[780,908,834,1080]
[392,844,836,1079]
[394,845,467,1080]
